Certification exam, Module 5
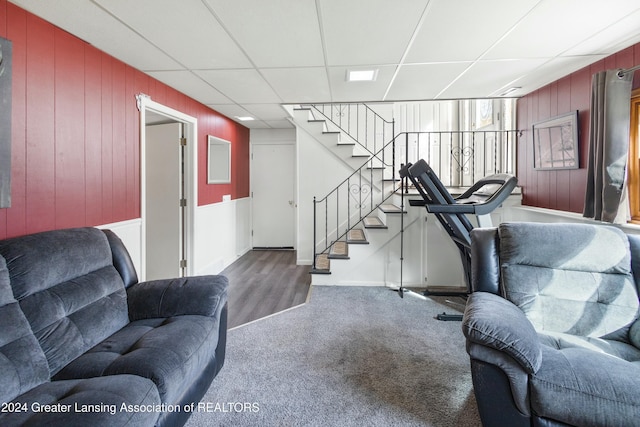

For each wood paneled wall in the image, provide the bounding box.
[517,43,640,213]
[0,1,249,239]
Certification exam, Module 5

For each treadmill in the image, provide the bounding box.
[398,159,518,320]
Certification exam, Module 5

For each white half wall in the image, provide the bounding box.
[98,196,251,280]
[506,205,640,236]
[194,197,251,275]
[97,218,143,277]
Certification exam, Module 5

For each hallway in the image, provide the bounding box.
[222,250,311,329]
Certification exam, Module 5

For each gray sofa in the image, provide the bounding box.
[0,227,228,426]
[462,222,640,426]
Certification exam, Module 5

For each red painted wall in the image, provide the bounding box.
[517,43,640,213]
[0,1,250,239]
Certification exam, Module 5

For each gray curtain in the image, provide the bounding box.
[583,69,633,223]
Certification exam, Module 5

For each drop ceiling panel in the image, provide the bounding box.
[207,104,254,119]
[10,0,182,71]
[504,55,608,96]
[439,59,548,99]
[9,0,640,128]
[384,63,471,101]
[565,9,640,56]
[195,69,282,104]
[406,0,540,63]
[320,0,428,66]
[243,104,291,122]
[485,0,640,60]
[263,120,294,129]
[203,0,325,68]
[261,68,331,103]
[93,0,251,70]
[146,70,233,105]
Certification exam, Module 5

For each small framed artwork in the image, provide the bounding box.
[207,135,231,184]
[533,110,579,170]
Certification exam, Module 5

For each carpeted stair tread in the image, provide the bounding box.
[379,204,405,213]
[363,217,387,229]
[328,241,349,259]
[346,229,368,244]
[311,254,330,274]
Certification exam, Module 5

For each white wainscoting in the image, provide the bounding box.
[194,197,251,276]
[506,205,640,236]
[97,219,143,277]
[97,197,251,279]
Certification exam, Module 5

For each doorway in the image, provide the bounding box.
[145,122,185,280]
[138,95,197,280]
[251,143,295,248]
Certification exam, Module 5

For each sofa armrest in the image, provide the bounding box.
[462,292,542,374]
[127,275,229,321]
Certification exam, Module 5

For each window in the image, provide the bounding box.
[629,89,640,222]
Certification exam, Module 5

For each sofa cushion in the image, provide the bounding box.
[0,255,50,404]
[539,331,640,362]
[530,345,640,426]
[0,374,161,426]
[53,314,221,406]
[0,228,130,376]
[498,223,639,339]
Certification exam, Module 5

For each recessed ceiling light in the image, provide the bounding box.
[346,69,378,82]
[235,116,255,121]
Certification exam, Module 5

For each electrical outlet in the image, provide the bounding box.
[222,194,231,202]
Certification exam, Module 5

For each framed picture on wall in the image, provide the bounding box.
[207,135,231,184]
[533,110,579,170]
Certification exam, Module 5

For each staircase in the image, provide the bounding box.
[287,102,519,288]
[289,104,414,286]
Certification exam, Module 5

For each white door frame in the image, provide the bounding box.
[137,94,197,280]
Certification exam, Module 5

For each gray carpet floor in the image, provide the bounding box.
[185,286,482,427]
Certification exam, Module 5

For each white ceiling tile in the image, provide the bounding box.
[203,0,325,68]
[10,0,640,125]
[320,0,429,66]
[501,55,608,95]
[11,0,182,71]
[384,63,471,101]
[243,104,291,121]
[207,104,254,118]
[439,59,548,99]
[146,71,233,105]
[485,0,640,60]
[93,0,252,69]
[565,9,640,56]
[195,69,282,104]
[263,120,295,129]
[239,120,272,129]
[406,0,540,63]
[261,68,331,103]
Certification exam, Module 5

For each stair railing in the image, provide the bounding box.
[311,129,519,271]
[312,136,399,270]
[305,103,395,161]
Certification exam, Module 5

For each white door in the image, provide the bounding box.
[252,144,295,248]
[145,122,183,280]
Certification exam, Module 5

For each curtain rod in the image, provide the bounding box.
[617,65,640,78]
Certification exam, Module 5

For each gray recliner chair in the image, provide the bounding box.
[462,222,640,426]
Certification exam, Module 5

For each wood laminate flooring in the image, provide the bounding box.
[221,250,311,329]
